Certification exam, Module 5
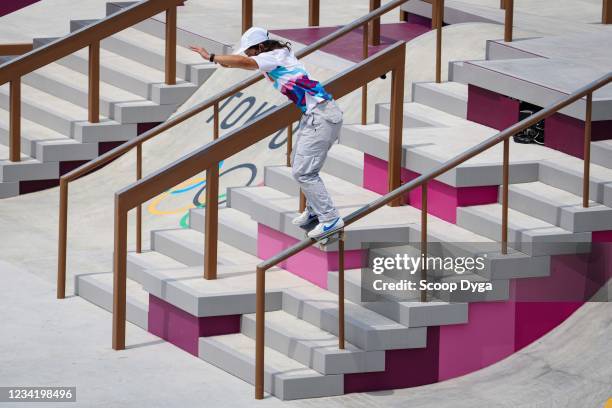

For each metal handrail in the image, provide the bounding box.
[56,0,415,298]
[253,71,611,397]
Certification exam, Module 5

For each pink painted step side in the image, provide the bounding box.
[545,113,612,159]
[148,294,240,356]
[344,327,440,393]
[467,84,520,131]
[257,223,365,289]
[363,153,498,223]
[0,0,39,17]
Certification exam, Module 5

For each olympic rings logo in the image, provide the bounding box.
[147,161,258,228]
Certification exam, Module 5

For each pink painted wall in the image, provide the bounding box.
[257,223,365,288]
[0,0,40,17]
[545,113,612,159]
[467,84,520,131]
[148,295,240,356]
[363,153,498,223]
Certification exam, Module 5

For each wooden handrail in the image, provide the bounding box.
[0,43,33,56]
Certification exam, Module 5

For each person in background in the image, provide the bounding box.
[190,27,344,239]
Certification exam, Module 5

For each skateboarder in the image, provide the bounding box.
[190,27,344,239]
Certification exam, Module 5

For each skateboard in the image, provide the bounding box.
[299,218,344,248]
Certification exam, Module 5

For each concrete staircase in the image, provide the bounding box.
[0,1,220,198]
[74,30,612,400]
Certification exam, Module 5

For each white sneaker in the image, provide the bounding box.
[307,217,344,239]
[292,210,317,226]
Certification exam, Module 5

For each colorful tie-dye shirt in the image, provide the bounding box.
[252,48,332,113]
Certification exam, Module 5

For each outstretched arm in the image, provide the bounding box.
[189,46,258,70]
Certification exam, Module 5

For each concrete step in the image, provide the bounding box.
[456,203,592,256]
[327,269,469,328]
[138,263,311,318]
[507,181,612,233]
[0,144,58,183]
[22,62,178,124]
[105,2,231,55]
[150,228,261,267]
[338,122,548,188]
[240,310,385,375]
[591,140,612,170]
[0,82,136,143]
[232,165,517,254]
[448,60,470,84]
[99,26,214,85]
[0,181,19,198]
[199,334,343,400]
[323,143,364,187]
[74,272,149,330]
[227,182,413,252]
[375,101,472,128]
[282,285,426,351]
[188,207,258,256]
[539,157,612,208]
[412,81,468,118]
[0,107,97,162]
[106,2,232,55]
[55,47,209,104]
[126,250,188,285]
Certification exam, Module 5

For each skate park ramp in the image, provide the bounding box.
[0,22,533,292]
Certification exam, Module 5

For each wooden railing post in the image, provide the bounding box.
[204,165,219,280]
[286,124,293,166]
[255,265,265,400]
[435,0,444,83]
[57,179,68,299]
[165,6,177,85]
[583,93,593,208]
[420,182,428,302]
[501,138,510,254]
[604,0,612,24]
[9,78,21,162]
[388,52,405,207]
[338,232,345,349]
[500,0,505,9]
[204,102,220,280]
[242,0,253,33]
[88,41,100,123]
[369,0,381,46]
[504,0,514,42]
[299,191,306,213]
[136,144,142,253]
[309,0,320,26]
[112,200,128,351]
[362,23,369,125]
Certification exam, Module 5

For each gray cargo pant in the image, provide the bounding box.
[291,99,343,223]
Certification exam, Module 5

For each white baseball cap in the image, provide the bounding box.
[233,27,269,55]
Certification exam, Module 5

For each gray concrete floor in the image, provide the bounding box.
[1,259,610,408]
